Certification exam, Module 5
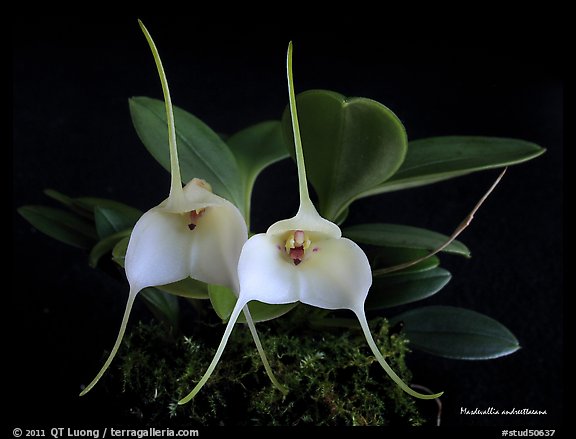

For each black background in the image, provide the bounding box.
[12,17,563,428]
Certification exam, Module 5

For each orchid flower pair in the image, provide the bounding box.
[81,21,446,402]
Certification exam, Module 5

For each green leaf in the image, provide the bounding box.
[43,189,95,219]
[344,223,470,257]
[112,236,130,267]
[209,284,297,324]
[371,247,440,275]
[363,136,546,195]
[76,197,141,216]
[227,121,289,222]
[140,287,180,329]
[44,190,143,222]
[43,188,75,209]
[129,97,244,214]
[157,277,209,300]
[18,205,98,249]
[391,306,520,360]
[366,268,451,310]
[89,229,132,268]
[281,90,407,221]
[94,206,141,239]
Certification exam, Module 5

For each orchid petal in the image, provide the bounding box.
[297,237,371,310]
[184,199,247,291]
[238,234,300,305]
[125,208,192,291]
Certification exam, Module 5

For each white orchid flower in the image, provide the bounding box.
[80,21,284,396]
[178,42,442,405]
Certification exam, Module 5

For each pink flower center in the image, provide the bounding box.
[284,230,312,266]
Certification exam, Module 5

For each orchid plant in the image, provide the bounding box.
[18,22,545,421]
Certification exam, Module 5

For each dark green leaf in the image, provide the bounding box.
[18,205,98,249]
[94,206,141,239]
[75,197,141,216]
[391,306,520,360]
[140,287,180,329]
[364,136,546,195]
[44,190,143,222]
[89,229,132,268]
[209,284,297,324]
[366,268,451,310]
[227,121,289,219]
[371,247,440,275]
[129,97,244,213]
[282,90,407,221]
[344,223,470,257]
[43,189,94,219]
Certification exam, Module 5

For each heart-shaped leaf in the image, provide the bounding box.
[344,223,470,257]
[209,284,297,324]
[366,268,451,310]
[18,205,98,249]
[391,306,520,360]
[129,97,244,214]
[362,136,546,196]
[227,121,289,222]
[282,90,407,221]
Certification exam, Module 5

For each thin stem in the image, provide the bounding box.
[138,20,184,206]
[243,306,288,395]
[178,298,247,405]
[80,289,138,396]
[411,384,443,426]
[373,168,507,276]
[286,42,314,211]
[354,308,442,400]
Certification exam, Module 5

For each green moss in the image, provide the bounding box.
[111,308,425,426]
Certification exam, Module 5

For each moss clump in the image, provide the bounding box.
[111,310,425,426]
